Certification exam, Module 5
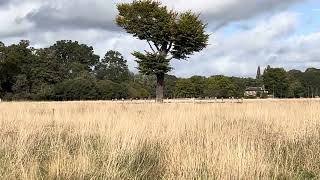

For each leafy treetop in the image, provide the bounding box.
[117,0,209,75]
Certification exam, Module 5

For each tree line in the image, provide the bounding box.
[0,40,319,101]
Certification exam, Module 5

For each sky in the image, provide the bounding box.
[0,0,319,78]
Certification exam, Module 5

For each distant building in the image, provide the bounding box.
[244,87,268,98]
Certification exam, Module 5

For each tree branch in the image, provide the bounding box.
[166,41,173,53]
[153,42,161,51]
[147,40,156,53]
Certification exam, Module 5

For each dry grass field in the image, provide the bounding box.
[0,100,320,179]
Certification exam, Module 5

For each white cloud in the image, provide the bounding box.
[19,0,305,31]
[0,2,38,37]
[170,12,301,77]
[1,0,318,78]
[161,0,304,29]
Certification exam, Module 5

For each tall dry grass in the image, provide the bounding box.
[0,100,319,179]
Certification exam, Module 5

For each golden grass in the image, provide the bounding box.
[0,100,320,179]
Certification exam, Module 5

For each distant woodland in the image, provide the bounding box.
[0,40,319,101]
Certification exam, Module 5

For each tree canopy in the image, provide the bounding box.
[0,42,319,101]
[263,66,289,98]
[95,50,130,82]
[116,0,209,102]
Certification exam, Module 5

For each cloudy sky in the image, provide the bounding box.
[1,0,320,77]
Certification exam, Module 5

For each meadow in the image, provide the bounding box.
[0,100,319,179]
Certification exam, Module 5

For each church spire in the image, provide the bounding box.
[256,66,261,80]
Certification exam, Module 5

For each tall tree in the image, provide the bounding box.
[0,40,35,94]
[116,0,209,102]
[263,66,289,98]
[95,50,130,82]
[287,70,304,98]
[47,40,100,79]
[204,75,236,98]
[301,68,320,98]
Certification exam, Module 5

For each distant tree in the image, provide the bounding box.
[301,68,320,98]
[287,80,304,98]
[127,82,150,99]
[47,40,100,79]
[133,74,157,97]
[33,48,68,84]
[116,0,209,102]
[96,80,129,100]
[164,75,178,98]
[174,79,195,98]
[287,70,304,98]
[12,74,30,100]
[54,74,98,100]
[0,42,7,95]
[0,40,35,94]
[230,77,257,98]
[190,76,206,98]
[204,75,236,98]
[263,66,289,98]
[95,50,130,82]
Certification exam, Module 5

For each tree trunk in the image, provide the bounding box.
[156,73,165,103]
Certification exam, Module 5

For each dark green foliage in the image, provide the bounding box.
[0,40,34,94]
[117,0,209,101]
[164,75,178,98]
[288,70,304,98]
[12,74,30,100]
[262,66,320,98]
[175,79,196,98]
[95,50,130,82]
[231,77,258,98]
[174,76,206,98]
[1,40,320,101]
[133,51,172,75]
[171,11,209,59]
[46,40,100,79]
[263,66,289,98]
[117,0,176,48]
[301,68,320,98]
[204,75,236,98]
[33,48,68,84]
[96,80,128,100]
[127,82,150,99]
[190,76,207,98]
[133,74,157,97]
[54,74,98,100]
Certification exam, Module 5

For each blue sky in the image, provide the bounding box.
[0,0,319,77]
[291,0,320,35]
